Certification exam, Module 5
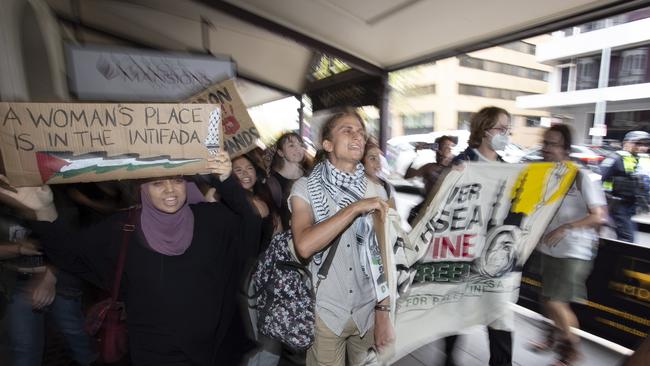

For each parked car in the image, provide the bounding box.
[587,144,619,160]
[386,130,470,177]
[517,144,604,174]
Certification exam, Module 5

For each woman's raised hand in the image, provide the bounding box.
[0,175,53,211]
[352,197,389,220]
[0,175,57,221]
[206,152,232,181]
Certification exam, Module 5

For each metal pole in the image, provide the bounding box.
[379,73,390,151]
[298,96,304,135]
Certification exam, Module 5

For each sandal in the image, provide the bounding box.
[528,338,554,352]
[551,336,581,366]
[528,323,556,352]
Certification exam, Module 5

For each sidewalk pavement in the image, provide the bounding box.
[394,305,630,366]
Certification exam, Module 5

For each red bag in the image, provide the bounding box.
[85,299,128,363]
[84,211,135,363]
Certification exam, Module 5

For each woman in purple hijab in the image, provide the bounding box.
[0,153,262,366]
[139,177,206,256]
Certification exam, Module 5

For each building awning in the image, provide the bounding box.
[46,0,647,106]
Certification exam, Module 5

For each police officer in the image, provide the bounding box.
[600,130,650,242]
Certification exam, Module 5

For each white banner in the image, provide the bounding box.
[66,44,235,101]
[377,161,578,363]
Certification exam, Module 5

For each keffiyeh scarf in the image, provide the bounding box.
[307,160,367,223]
[307,160,382,286]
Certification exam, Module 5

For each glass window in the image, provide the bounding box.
[560,67,570,92]
[501,41,536,55]
[609,45,649,86]
[559,8,650,35]
[458,83,533,100]
[457,112,473,130]
[403,84,436,96]
[523,116,542,127]
[458,55,549,81]
[591,109,650,140]
[402,112,434,135]
[576,55,601,90]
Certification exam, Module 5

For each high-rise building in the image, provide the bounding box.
[390,36,552,147]
[517,8,650,144]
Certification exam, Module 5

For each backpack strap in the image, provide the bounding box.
[312,182,364,292]
[109,209,136,304]
[314,234,341,293]
[382,179,392,199]
[266,174,283,210]
[365,179,391,200]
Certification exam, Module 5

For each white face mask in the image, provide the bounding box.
[488,132,509,151]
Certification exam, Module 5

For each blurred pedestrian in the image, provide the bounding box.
[532,124,607,366]
[0,189,97,366]
[405,135,456,225]
[405,135,456,195]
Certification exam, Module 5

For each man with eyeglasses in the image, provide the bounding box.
[600,130,650,242]
[447,106,514,366]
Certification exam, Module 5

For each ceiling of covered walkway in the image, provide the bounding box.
[46,0,647,106]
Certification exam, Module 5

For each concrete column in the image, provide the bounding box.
[591,47,611,146]
[0,0,29,101]
[591,19,614,146]
[0,0,68,102]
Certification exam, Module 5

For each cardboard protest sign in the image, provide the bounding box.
[374,162,578,363]
[0,103,224,186]
[185,79,260,157]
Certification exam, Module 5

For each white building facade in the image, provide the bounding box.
[517,8,650,145]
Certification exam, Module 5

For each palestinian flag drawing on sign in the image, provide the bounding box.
[35,151,202,182]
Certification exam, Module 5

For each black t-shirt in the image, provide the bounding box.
[260,214,275,254]
[270,171,296,230]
